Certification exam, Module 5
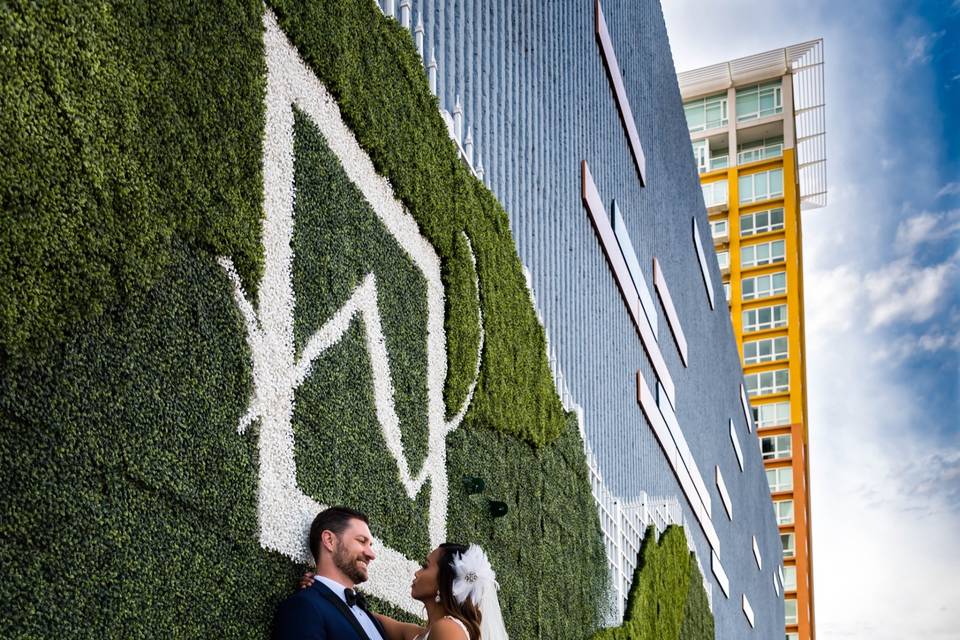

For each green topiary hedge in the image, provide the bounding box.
[591,526,714,640]
[1,0,608,637]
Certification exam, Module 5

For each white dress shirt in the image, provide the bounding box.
[314,575,385,640]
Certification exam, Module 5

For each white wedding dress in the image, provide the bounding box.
[415,615,469,639]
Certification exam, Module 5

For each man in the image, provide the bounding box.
[272,506,388,640]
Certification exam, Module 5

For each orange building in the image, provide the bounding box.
[678,41,826,640]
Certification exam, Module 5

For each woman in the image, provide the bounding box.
[301,543,508,640]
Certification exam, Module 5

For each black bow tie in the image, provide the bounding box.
[344,588,367,610]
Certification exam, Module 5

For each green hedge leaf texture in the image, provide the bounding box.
[0,0,266,357]
[591,526,715,640]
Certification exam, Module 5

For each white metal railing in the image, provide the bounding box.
[378,0,485,181]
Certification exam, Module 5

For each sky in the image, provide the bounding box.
[662,1,959,638]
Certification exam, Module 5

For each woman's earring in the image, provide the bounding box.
[434,591,441,603]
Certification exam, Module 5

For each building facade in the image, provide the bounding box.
[415,0,792,636]
[678,41,826,640]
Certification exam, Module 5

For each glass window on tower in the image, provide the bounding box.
[741,207,785,236]
[766,467,793,493]
[781,532,796,558]
[742,304,788,332]
[745,369,790,397]
[783,565,797,591]
[762,434,792,460]
[710,219,728,240]
[716,251,729,270]
[743,336,788,364]
[739,168,784,204]
[684,92,728,132]
[737,136,784,164]
[774,499,794,525]
[702,180,729,207]
[753,401,791,427]
[784,598,798,625]
[736,80,783,122]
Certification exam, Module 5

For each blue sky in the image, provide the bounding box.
[663,1,958,638]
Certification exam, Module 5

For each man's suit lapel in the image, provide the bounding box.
[310,581,372,640]
[368,606,388,639]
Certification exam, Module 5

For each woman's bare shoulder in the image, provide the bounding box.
[427,616,469,640]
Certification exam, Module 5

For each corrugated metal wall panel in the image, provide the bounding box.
[383,0,785,636]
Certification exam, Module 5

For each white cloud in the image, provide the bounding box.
[806,251,957,333]
[806,264,864,334]
[864,255,957,328]
[904,30,945,66]
[806,326,960,640]
[870,326,960,365]
[936,182,960,197]
[894,209,960,248]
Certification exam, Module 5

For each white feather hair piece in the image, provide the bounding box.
[450,544,510,639]
[450,544,498,606]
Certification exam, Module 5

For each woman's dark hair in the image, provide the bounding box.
[436,543,482,640]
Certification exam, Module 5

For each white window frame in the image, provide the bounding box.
[739,168,784,204]
[782,565,797,591]
[702,180,728,207]
[753,401,791,427]
[684,92,728,132]
[740,207,785,237]
[774,499,794,525]
[736,81,783,122]
[723,282,731,302]
[784,597,798,625]
[745,368,790,397]
[737,136,784,164]
[766,466,793,493]
[781,532,796,559]
[710,219,728,240]
[692,140,708,174]
[743,336,788,364]
[742,304,788,332]
[762,434,792,460]
[741,271,787,300]
[741,239,786,268]
[716,250,729,270]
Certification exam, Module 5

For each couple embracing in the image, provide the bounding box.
[272,507,509,640]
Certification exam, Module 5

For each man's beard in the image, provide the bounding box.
[333,544,368,584]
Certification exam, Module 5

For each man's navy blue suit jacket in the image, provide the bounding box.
[271,580,388,640]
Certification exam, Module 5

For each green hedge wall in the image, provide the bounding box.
[591,526,714,640]
[0,0,266,357]
[0,0,608,637]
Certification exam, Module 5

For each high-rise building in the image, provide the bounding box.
[678,41,826,640]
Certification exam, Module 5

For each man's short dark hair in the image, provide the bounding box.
[309,506,370,563]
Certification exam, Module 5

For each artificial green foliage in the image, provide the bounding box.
[0,0,266,357]
[446,413,609,638]
[289,109,431,558]
[592,526,714,640]
[266,0,566,446]
[1,0,609,637]
[441,231,482,420]
[0,244,297,636]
